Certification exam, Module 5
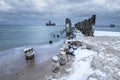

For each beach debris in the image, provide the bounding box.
[59,51,67,65]
[24,47,35,60]
[52,56,60,73]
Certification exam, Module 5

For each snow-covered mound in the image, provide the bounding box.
[57,31,120,80]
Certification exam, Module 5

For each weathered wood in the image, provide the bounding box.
[75,15,96,36]
[65,18,72,39]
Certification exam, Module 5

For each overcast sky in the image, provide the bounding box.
[0,0,120,25]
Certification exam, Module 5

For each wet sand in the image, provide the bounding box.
[0,41,63,80]
[0,59,52,80]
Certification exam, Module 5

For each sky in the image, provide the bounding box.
[0,0,120,25]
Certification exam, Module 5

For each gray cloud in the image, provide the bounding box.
[0,0,120,25]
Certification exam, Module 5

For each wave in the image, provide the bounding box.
[0,39,64,73]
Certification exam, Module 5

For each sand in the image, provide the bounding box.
[0,59,52,80]
[0,52,74,80]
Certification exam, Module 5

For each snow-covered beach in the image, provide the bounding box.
[0,30,120,80]
[0,0,120,80]
[49,30,120,80]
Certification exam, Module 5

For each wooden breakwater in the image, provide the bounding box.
[75,15,96,36]
[65,18,72,39]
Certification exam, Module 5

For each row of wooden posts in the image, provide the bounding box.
[65,15,96,37]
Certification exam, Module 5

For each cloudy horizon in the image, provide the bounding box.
[0,0,120,25]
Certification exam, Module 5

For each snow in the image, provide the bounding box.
[51,30,120,80]
[89,78,97,80]
[117,72,120,76]
[58,48,109,80]
[66,49,96,80]
[94,31,120,36]
[52,56,59,62]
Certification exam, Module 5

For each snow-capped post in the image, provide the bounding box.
[65,18,72,39]
[59,51,67,65]
[52,56,60,73]
[90,15,96,36]
[64,41,75,62]
[24,48,35,60]
[63,41,69,62]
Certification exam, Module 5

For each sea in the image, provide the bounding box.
[0,25,66,73]
[95,25,120,32]
[0,25,120,74]
[0,25,120,52]
[0,25,66,51]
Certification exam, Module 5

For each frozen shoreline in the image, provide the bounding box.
[0,30,120,80]
[56,30,120,80]
[94,30,120,36]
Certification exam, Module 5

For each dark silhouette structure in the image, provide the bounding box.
[110,24,115,28]
[46,21,56,26]
[75,15,96,36]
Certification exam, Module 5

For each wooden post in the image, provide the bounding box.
[74,15,96,36]
[65,18,72,39]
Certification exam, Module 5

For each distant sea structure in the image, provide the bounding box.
[46,21,56,26]
[110,24,115,28]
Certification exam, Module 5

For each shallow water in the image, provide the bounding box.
[0,25,65,51]
[0,25,65,74]
[0,39,64,75]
